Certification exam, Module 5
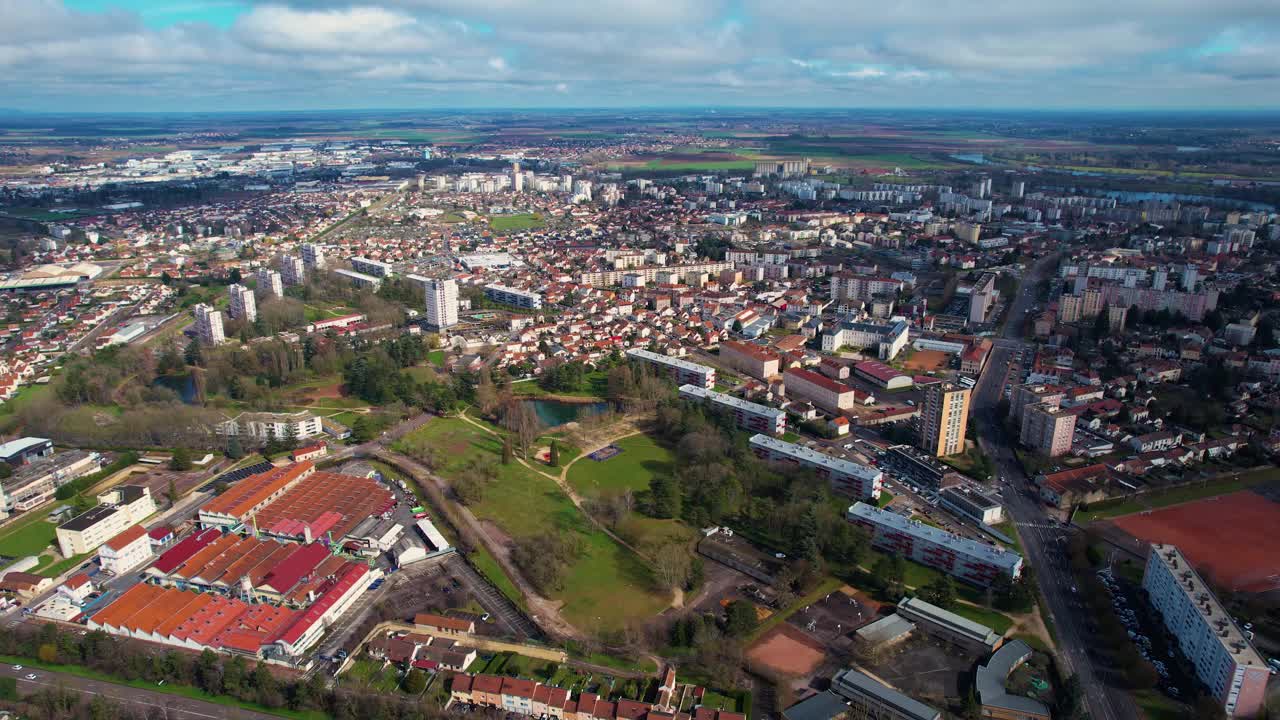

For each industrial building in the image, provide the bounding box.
[56,486,156,557]
[975,640,1050,720]
[854,360,913,390]
[1143,544,1269,718]
[0,437,53,466]
[627,348,716,389]
[0,450,102,515]
[750,434,882,500]
[679,385,786,435]
[847,502,1022,585]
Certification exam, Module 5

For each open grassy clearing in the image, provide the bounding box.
[950,603,1015,635]
[393,418,669,631]
[566,433,674,500]
[489,213,546,233]
[0,517,57,558]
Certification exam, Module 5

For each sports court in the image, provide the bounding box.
[1111,490,1280,592]
[745,623,826,677]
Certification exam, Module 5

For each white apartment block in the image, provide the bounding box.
[969,273,997,325]
[679,385,785,436]
[228,283,257,322]
[847,501,1022,586]
[218,411,323,442]
[97,525,152,576]
[57,486,156,557]
[194,303,225,345]
[301,243,326,270]
[484,284,543,310]
[351,256,394,278]
[424,278,459,329]
[1143,544,1269,718]
[334,268,382,290]
[751,434,882,500]
[281,256,306,286]
[626,348,715,389]
[256,268,284,298]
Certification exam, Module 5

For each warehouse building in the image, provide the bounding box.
[680,385,786,435]
[1143,544,1269,718]
[847,502,1022,585]
[627,348,716,389]
[750,434,882,500]
[1,450,102,515]
[939,487,1004,525]
[0,437,53,467]
[855,360,913,390]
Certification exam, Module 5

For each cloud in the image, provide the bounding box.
[1,0,1279,109]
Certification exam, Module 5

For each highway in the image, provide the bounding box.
[969,253,1138,720]
[0,664,280,720]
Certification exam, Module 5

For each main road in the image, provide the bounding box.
[970,253,1138,720]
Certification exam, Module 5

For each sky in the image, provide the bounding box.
[3,0,1280,112]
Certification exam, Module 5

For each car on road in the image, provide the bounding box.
[24,674,36,680]
[11,665,21,671]
[413,512,430,519]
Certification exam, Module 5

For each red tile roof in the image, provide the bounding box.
[103,524,148,552]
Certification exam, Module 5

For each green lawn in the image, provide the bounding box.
[344,658,402,693]
[876,492,895,508]
[0,653,326,720]
[950,603,1014,635]
[1076,468,1278,523]
[0,517,57,559]
[510,371,609,399]
[39,552,90,578]
[566,433,674,500]
[394,419,669,631]
[993,521,1024,554]
[489,213,546,233]
[1131,690,1185,720]
[615,515,695,549]
[427,349,446,366]
[642,159,756,171]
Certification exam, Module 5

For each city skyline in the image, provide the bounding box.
[4,0,1280,112]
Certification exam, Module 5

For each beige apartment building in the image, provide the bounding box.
[1020,402,1077,457]
[918,383,970,457]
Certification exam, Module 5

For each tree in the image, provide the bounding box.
[652,542,692,592]
[184,339,204,367]
[167,477,179,508]
[502,435,514,465]
[226,434,245,459]
[1093,303,1110,340]
[920,576,958,608]
[724,599,758,637]
[549,439,560,467]
[170,448,192,471]
[0,463,10,480]
[403,669,429,694]
[649,475,682,519]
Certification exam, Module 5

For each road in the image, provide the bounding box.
[0,664,280,720]
[969,254,1138,720]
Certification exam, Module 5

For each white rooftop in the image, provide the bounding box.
[848,501,1022,572]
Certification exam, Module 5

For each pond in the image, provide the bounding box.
[527,399,609,428]
[153,373,197,403]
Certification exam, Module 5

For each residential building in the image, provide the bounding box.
[847,502,1023,585]
[423,277,459,330]
[218,411,323,442]
[1009,384,1064,427]
[228,283,256,322]
[281,256,306,286]
[194,303,225,346]
[351,256,394,278]
[485,284,543,310]
[896,596,1004,654]
[829,273,903,303]
[679,385,786,435]
[301,243,326,270]
[917,382,970,458]
[969,273,997,325]
[1019,402,1076,457]
[719,340,780,380]
[97,524,152,576]
[821,319,909,360]
[56,486,156,557]
[750,434,882,500]
[830,668,942,720]
[256,268,283,299]
[627,348,715,389]
[784,367,858,414]
[1035,464,1111,508]
[1143,544,1269,718]
[334,268,382,290]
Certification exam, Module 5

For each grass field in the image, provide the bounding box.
[950,603,1014,635]
[394,419,668,631]
[0,516,57,559]
[1076,467,1278,523]
[566,434,674,500]
[510,371,609,399]
[489,213,546,233]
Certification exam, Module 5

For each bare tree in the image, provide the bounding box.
[651,541,692,592]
